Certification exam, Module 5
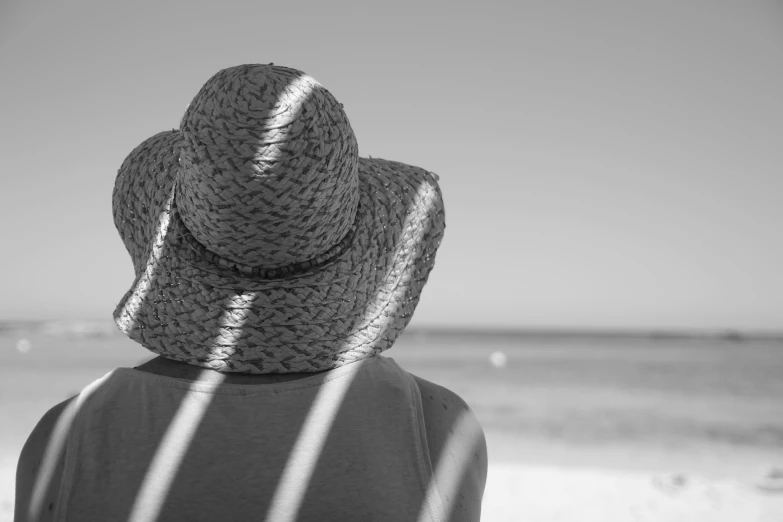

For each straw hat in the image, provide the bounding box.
[112,64,445,374]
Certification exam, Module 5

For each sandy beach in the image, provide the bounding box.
[481,462,783,522]
[476,432,783,521]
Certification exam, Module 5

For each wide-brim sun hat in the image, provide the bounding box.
[112,64,445,374]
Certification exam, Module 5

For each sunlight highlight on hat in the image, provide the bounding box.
[27,373,114,521]
[206,292,255,368]
[417,410,485,522]
[258,74,317,166]
[358,180,438,334]
[263,366,359,522]
[116,189,175,331]
[127,370,225,522]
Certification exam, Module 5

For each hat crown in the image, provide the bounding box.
[176,64,359,269]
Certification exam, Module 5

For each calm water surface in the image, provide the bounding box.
[2,331,782,455]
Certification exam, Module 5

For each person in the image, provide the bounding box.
[14,64,487,522]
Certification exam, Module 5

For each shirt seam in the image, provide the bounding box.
[402,363,447,522]
[115,359,367,396]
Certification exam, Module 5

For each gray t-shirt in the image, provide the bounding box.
[52,356,445,521]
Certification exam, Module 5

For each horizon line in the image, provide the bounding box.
[404,326,783,342]
[0,319,781,341]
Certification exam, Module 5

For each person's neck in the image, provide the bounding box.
[134,356,329,385]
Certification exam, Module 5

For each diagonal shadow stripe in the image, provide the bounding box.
[263,366,360,522]
[126,368,225,522]
[26,373,114,521]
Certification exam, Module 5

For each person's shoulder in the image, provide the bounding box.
[410,374,488,522]
[15,395,77,522]
[411,375,474,417]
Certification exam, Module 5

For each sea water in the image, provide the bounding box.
[2,330,782,472]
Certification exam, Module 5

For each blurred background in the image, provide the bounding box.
[1,1,782,520]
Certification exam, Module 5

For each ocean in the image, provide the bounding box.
[2,328,783,476]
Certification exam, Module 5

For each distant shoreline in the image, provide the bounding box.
[1,319,782,342]
[405,327,783,342]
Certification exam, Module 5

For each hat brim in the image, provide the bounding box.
[113,131,445,373]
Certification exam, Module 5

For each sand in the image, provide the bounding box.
[481,463,782,522]
[0,455,13,522]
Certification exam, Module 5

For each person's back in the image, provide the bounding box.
[16,356,486,521]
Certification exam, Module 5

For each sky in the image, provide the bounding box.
[0,0,781,332]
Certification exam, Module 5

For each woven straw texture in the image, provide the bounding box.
[113,64,445,374]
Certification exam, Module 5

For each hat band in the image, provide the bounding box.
[174,204,360,280]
